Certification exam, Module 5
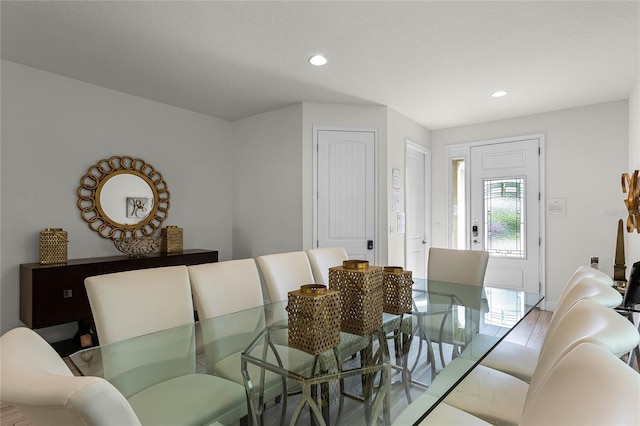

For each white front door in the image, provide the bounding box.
[470,138,541,296]
[316,129,376,262]
[406,142,430,279]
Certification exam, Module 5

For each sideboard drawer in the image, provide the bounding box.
[23,264,93,328]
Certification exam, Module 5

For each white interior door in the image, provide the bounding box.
[316,129,376,262]
[406,142,430,278]
[470,139,541,295]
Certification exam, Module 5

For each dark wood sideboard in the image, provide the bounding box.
[20,249,218,330]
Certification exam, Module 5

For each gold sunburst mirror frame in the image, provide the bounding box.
[622,170,640,233]
[77,156,170,239]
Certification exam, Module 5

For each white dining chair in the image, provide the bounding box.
[0,327,142,426]
[476,274,623,382]
[416,248,489,367]
[305,246,348,285]
[189,258,264,318]
[519,341,640,426]
[555,265,614,304]
[400,340,640,426]
[85,265,247,426]
[426,297,639,426]
[257,250,316,303]
[427,247,490,286]
[187,259,291,407]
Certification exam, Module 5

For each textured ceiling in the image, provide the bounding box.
[1,1,638,129]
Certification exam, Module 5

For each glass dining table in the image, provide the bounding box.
[69,279,543,426]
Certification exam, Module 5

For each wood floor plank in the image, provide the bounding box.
[1,403,31,426]
[527,309,552,350]
[502,308,541,346]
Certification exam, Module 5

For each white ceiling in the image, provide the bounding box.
[1,1,638,130]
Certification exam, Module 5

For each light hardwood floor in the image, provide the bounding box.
[0,309,553,426]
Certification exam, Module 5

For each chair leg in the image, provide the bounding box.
[438,342,446,367]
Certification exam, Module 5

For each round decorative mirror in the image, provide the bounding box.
[77,156,170,238]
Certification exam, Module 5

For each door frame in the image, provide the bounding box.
[312,126,379,264]
[445,134,546,306]
[405,140,431,277]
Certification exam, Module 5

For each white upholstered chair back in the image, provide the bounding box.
[521,342,640,426]
[306,247,348,285]
[554,265,614,318]
[417,295,639,426]
[85,266,197,397]
[525,298,640,410]
[480,274,625,382]
[188,259,264,318]
[257,251,315,302]
[542,277,623,352]
[85,265,194,345]
[427,248,489,286]
[0,327,141,426]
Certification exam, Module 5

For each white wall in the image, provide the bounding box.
[233,104,303,259]
[431,101,629,310]
[386,108,431,266]
[0,60,235,336]
[2,58,630,339]
[628,76,640,267]
[0,63,431,339]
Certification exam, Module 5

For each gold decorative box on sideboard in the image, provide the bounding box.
[161,226,183,253]
[39,228,68,265]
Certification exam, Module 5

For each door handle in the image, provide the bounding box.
[422,240,427,245]
[472,222,481,245]
[367,240,374,250]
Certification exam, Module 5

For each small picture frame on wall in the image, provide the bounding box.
[126,197,152,219]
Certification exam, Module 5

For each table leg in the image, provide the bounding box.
[242,358,261,426]
[291,383,327,426]
[368,330,391,426]
[624,312,640,370]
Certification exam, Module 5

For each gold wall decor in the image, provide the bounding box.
[77,156,170,239]
[622,170,640,233]
[161,226,183,253]
[39,228,68,265]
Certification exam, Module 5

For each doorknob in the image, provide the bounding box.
[367,240,374,250]
[422,240,427,245]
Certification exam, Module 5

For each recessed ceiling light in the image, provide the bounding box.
[491,90,509,98]
[309,54,327,66]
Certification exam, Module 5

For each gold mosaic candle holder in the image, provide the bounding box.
[286,284,341,355]
[382,266,414,315]
[328,260,384,336]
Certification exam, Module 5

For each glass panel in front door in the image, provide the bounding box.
[483,177,525,258]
